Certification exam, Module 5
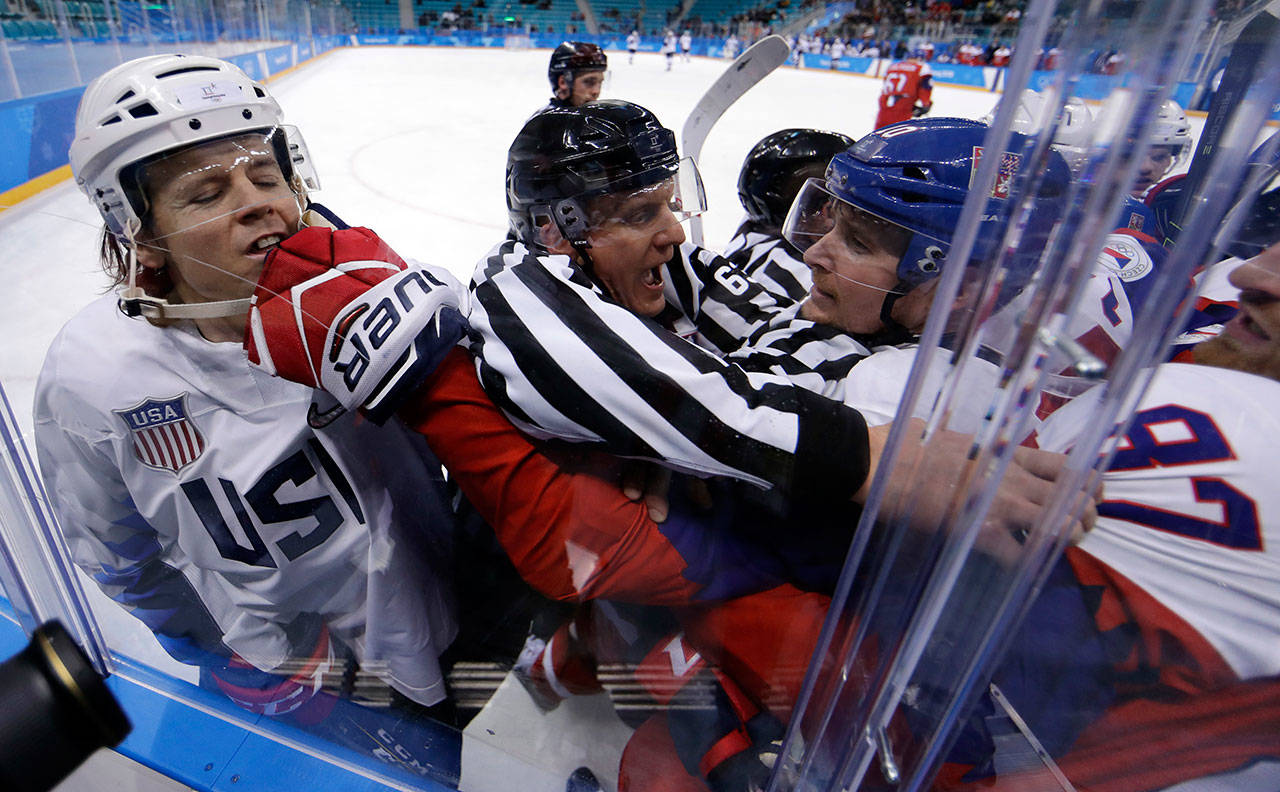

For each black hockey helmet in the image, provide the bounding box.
[737,128,854,230]
[507,99,690,245]
[548,41,608,90]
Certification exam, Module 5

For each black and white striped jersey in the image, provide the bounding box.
[730,300,877,400]
[723,223,812,304]
[467,239,872,501]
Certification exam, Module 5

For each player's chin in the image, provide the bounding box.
[800,295,834,325]
[627,291,666,318]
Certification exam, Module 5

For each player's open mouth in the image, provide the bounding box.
[643,266,663,288]
[249,234,283,254]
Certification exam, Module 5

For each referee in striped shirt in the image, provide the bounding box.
[469,100,876,504]
[466,100,1089,535]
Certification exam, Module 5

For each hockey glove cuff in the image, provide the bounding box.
[209,624,339,722]
[245,226,469,424]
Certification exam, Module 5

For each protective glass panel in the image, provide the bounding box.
[2,11,1278,792]
[771,1,1280,791]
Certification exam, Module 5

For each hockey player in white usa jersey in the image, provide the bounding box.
[33,55,464,774]
[723,128,852,304]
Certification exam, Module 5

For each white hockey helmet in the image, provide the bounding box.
[981,89,1094,172]
[69,53,319,239]
[1150,98,1192,165]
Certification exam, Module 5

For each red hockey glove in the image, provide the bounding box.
[245,226,467,424]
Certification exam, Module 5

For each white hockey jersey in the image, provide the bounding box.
[35,295,458,705]
[1037,363,1280,681]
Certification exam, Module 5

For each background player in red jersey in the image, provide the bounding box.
[875,57,933,130]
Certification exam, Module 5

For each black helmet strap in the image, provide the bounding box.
[875,280,917,347]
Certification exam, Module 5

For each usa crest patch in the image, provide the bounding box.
[116,394,206,473]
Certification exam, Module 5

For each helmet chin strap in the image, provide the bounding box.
[116,219,251,320]
[872,280,918,347]
[570,238,597,279]
[119,291,252,320]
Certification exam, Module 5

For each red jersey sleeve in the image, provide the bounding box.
[398,348,704,606]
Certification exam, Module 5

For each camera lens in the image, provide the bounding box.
[0,620,131,792]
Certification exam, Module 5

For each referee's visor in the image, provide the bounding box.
[584,157,706,236]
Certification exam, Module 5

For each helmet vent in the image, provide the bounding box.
[116,89,135,103]
[254,86,267,98]
[101,114,122,126]
[155,65,219,79]
[127,102,158,119]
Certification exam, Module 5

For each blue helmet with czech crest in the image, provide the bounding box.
[785,117,1070,303]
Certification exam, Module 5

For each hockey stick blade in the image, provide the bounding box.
[682,34,791,246]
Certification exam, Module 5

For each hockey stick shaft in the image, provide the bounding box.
[1168,10,1280,239]
[681,34,791,247]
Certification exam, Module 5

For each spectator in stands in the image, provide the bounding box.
[991,41,1011,66]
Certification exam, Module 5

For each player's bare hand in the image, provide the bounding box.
[620,461,672,523]
[858,420,1098,551]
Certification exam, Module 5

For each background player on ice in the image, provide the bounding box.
[875,56,933,129]
[626,29,640,63]
[663,30,678,70]
[724,127,853,302]
[680,29,693,62]
[722,32,739,59]
[545,41,608,110]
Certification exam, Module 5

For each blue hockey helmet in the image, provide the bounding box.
[784,117,1071,297]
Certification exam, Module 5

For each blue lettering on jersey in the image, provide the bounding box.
[1102,404,1262,550]
[1110,404,1234,470]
